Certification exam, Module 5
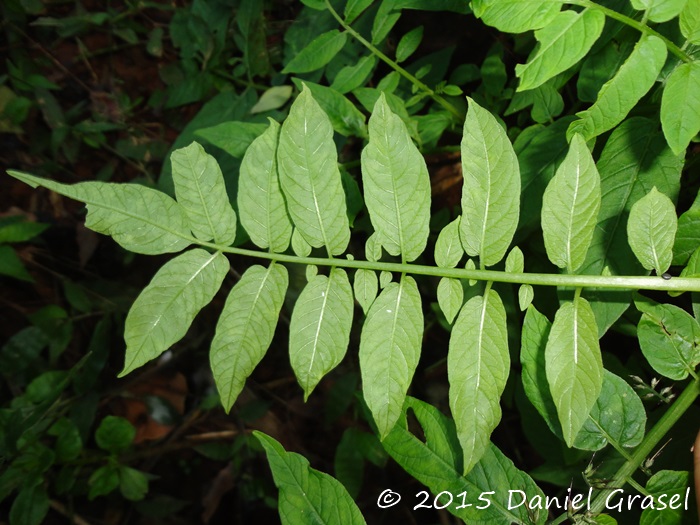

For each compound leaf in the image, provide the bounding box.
[171,141,237,246]
[210,263,288,411]
[627,187,677,275]
[541,134,601,272]
[545,297,603,447]
[121,249,229,376]
[255,432,367,525]
[238,119,293,253]
[460,98,520,268]
[290,268,354,399]
[7,171,191,255]
[516,9,605,92]
[282,29,348,74]
[359,275,423,439]
[448,288,509,474]
[278,85,350,255]
[362,93,430,262]
[567,35,667,141]
[661,61,700,155]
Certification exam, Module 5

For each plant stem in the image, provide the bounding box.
[323,0,465,121]
[568,0,692,63]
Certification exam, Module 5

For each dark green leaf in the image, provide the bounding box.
[95,415,135,453]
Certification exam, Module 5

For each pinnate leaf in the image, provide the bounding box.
[239,119,293,253]
[546,298,603,447]
[541,134,601,272]
[362,93,430,262]
[210,263,288,412]
[460,98,520,267]
[290,268,354,399]
[255,432,367,525]
[661,61,700,155]
[278,86,350,255]
[7,170,191,255]
[120,249,229,376]
[171,141,237,245]
[627,187,677,275]
[359,276,423,439]
[448,289,509,474]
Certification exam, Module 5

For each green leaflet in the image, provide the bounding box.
[7,171,191,255]
[505,246,524,274]
[516,9,605,92]
[579,118,682,335]
[254,432,367,525]
[362,93,430,262]
[0,245,32,282]
[627,187,677,275]
[448,288,509,474]
[545,297,603,447]
[379,270,392,288]
[396,26,423,63]
[278,86,350,256]
[567,35,667,141]
[382,397,547,525]
[238,119,293,253]
[541,134,601,273]
[210,263,288,411]
[345,0,373,24]
[460,98,520,268]
[437,277,463,324]
[282,29,348,74]
[330,55,377,94]
[520,305,560,436]
[629,0,688,23]
[471,0,562,33]
[518,285,534,310]
[674,203,700,266]
[9,484,49,525]
[121,249,229,376]
[194,121,267,158]
[434,217,463,268]
[640,471,689,525]
[574,370,646,451]
[171,142,237,246]
[680,0,700,44]
[577,40,634,103]
[661,61,700,155]
[359,275,423,439]
[251,85,294,114]
[353,269,378,315]
[289,268,354,399]
[637,302,700,380]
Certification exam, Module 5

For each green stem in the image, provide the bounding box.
[197,240,700,292]
[568,0,692,63]
[323,0,464,120]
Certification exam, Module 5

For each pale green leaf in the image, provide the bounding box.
[661,61,700,155]
[345,0,374,24]
[278,86,350,256]
[516,9,605,92]
[365,232,382,262]
[541,134,601,272]
[382,397,547,524]
[330,55,377,94]
[680,0,700,44]
[291,79,367,138]
[305,264,318,281]
[518,285,534,311]
[640,471,690,525]
[8,170,191,255]
[121,250,229,376]
[574,370,646,451]
[505,246,524,273]
[627,187,677,275]
[171,142,237,246]
[434,217,463,268]
[361,93,430,262]
[546,297,603,447]
[291,228,312,257]
[379,270,392,288]
[396,26,423,63]
[471,0,562,33]
[568,35,667,141]
[637,302,700,380]
[630,0,688,23]
[460,98,520,267]
[255,432,367,525]
[290,269,354,399]
[238,119,293,253]
[210,263,288,411]
[437,277,463,324]
[251,85,294,114]
[282,30,348,74]
[194,121,267,158]
[448,288,509,474]
[359,275,423,439]
[464,258,477,286]
[353,269,378,315]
